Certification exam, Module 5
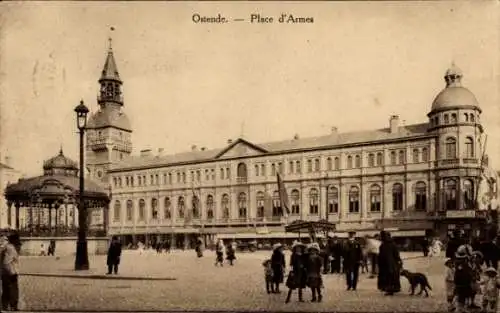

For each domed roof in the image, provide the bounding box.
[43,148,78,171]
[431,64,480,113]
[87,106,131,131]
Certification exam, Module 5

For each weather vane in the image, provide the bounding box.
[108,26,115,50]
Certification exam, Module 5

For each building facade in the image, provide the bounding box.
[0,155,22,229]
[92,45,497,248]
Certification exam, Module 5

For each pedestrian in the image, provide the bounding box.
[1,234,20,311]
[39,243,46,256]
[377,231,402,296]
[469,251,483,309]
[446,230,463,260]
[306,242,323,302]
[344,231,363,291]
[285,241,307,303]
[195,238,203,258]
[330,236,342,274]
[47,240,56,256]
[429,238,443,257]
[262,259,274,294]
[226,243,236,266]
[445,258,456,312]
[215,239,224,267]
[270,243,286,293]
[480,267,500,313]
[454,249,473,313]
[106,236,122,275]
[422,237,430,257]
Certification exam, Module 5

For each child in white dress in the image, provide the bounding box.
[445,259,456,312]
[480,267,500,313]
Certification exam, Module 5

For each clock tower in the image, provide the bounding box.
[86,38,132,185]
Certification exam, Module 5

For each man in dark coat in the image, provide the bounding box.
[330,236,342,274]
[343,231,363,291]
[377,231,402,295]
[107,236,122,275]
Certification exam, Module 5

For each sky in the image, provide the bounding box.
[0,1,499,177]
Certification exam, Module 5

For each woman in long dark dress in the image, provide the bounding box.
[107,236,122,275]
[285,242,308,303]
[306,243,324,302]
[271,243,286,293]
[377,231,402,295]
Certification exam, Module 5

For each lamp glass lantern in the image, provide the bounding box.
[74,100,89,130]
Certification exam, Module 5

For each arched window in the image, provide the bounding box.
[221,194,230,219]
[347,156,353,169]
[465,137,474,158]
[256,192,265,218]
[327,157,332,170]
[470,114,475,122]
[398,150,405,165]
[390,151,396,165]
[368,153,375,167]
[376,152,383,166]
[414,182,427,212]
[289,161,294,174]
[278,162,283,174]
[220,168,225,180]
[151,198,158,219]
[177,196,185,218]
[445,179,457,211]
[226,167,231,179]
[295,161,301,174]
[434,116,439,126]
[164,197,171,219]
[445,137,457,159]
[464,113,469,122]
[327,186,339,214]
[349,186,360,213]
[255,164,259,177]
[370,184,381,212]
[272,191,282,217]
[126,200,133,221]
[291,189,300,214]
[138,176,142,186]
[309,188,319,214]
[138,199,146,220]
[451,113,457,123]
[206,195,214,219]
[307,160,312,173]
[412,149,419,163]
[422,147,429,162]
[444,114,449,124]
[334,157,340,170]
[113,200,121,221]
[272,163,276,176]
[261,164,266,176]
[463,180,474,210]
[237,163,247,180]
[355,155,361,168]
[195,171,200,182]
[314,159,320,172]
[392,183,403,211]
[238,192,247,218]
[192,195,200,218]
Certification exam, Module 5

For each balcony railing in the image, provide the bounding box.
[236,177,247,184]
[463,158,479,164]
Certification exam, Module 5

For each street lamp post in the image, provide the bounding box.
[74,100,89,271]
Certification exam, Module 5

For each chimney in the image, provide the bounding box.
[330,126,338,135]
[4,155,11,166]
[293,134,300,140]
[191,145,197,151]
[157,148,165,157]
[389,115,399,133]
[140,149,152,157]
[201,147,206,151]
[227,139,233,145]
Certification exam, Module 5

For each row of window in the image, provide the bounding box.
[114,167,232,188]
[445,137,475,159]
[430,112,478,127]
[114,180,473,222]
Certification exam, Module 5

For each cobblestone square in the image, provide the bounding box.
[19,250,447,312]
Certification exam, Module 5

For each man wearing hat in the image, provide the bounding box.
[343,231,363,291]
[1,234,20,311]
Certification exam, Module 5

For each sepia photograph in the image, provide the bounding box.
[0,1,499,312]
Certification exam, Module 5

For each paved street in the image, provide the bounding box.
[19,250,446,312]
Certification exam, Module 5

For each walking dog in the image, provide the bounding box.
[400,269,432,297]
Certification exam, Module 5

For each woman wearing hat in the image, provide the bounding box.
[454,249,474,313]
[306,243,323,302]
[285,241,307,303]
[377,231,402,295]
[270,243,286,293]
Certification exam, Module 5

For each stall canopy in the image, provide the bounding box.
[285,219,336,241]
